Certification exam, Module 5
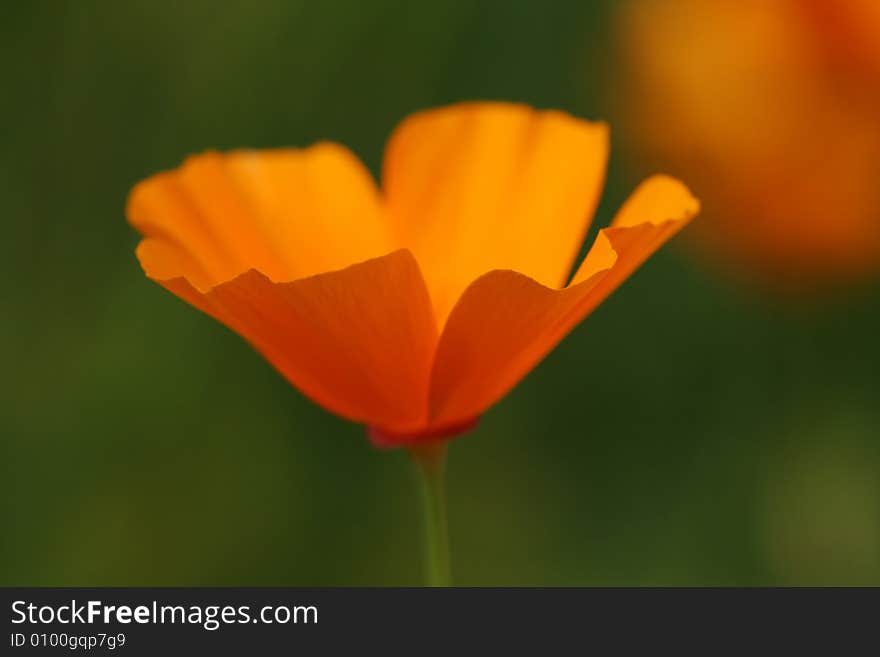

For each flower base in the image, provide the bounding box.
[367,417,480,449]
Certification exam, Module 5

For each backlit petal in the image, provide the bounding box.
[428,176,698,427]
[128,144,391,289]
[571,174,700,284]
[141,249,438,433]
[383,102,609,325]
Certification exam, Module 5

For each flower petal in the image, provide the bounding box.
[127,144,391,289]
[571,174,700,284]
[142,249,438,433]
[427,176,698,427]
[383,101,609,324]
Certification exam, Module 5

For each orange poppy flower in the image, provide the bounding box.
[618,0,880,289]
[127,102,698,447]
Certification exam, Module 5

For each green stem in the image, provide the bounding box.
[409,443,451,587]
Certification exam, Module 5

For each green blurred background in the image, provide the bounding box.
[2,0,879,586]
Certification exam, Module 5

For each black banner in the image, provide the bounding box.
[2,587,875,653]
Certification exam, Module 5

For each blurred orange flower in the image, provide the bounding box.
[128,102,698,447]
[619,0,880,289]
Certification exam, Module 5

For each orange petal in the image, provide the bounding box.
[427,176,699,427]
[142,249,438,433]
[127,144,391,288]
[571,174,700,284]
[382,101,609,325]
[135,237,215,291]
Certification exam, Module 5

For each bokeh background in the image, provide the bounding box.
[3,0,879,585]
